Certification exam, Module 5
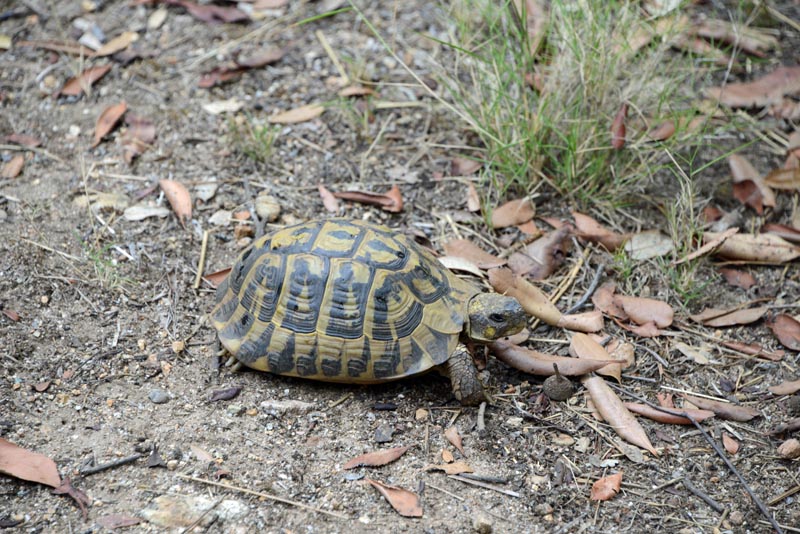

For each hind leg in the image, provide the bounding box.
[442,346,487,406]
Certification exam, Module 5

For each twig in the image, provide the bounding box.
[176,474,349,520]
[448,475,520,497]
[550,248,588,306]
[179,498,221,533]
[79,453,142,476]
[606,383,783,534]
[316,30,349,84]
[20,237,83,262]
[512,401,573,434]
[564,263,605,314]
[326,392,353,410]
[682,477,723,513]
[193,230,209,290]
[0,143,65,164]
[646,476,682,493]
[631,342,669,368]
[476,401,487,433]
[426,483,511,523]
[457,473,508,484]
[768,484,800,506]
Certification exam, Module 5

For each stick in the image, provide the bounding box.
[193,230,209,289]
[176,475,349,520]
[79,453,142,476]
[448,475,520,497]
[564,263,605,314]
[316,30,349,84]
[476,401,487,433]
[0,143,64,163]
[682,477,724,513]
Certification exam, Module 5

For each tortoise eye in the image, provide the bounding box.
[489,312,505,323]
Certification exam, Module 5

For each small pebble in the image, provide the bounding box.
[472,511,493,534]
[374,424,394,443]
[534,503,554,516]
[148,389,169,404]
[166,459,179,471]
[729,510,744,526]
[226,404,245,417]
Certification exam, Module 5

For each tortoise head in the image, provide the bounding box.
[466,293,526,342]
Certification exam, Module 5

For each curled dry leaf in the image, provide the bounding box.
[721,340,784,361]
[777,438,800,459]
[729,154,775,214]
[569,333,622,382]
[624,230,673,260]
[343,446,410,469]
[0,438,61,488]
[722,433,740,455]
[689,305,767,327]
[572,211,627,251]
[491,198,535,228]
[767,314,800,351]
[443,239,505,269]
[672,227,739,265]
[159,179,192,226]
[611,103,628,150]
[614,295,673,328]
[338,85,375,97]
[203,268,231,288]
[95,31,138,57]
[764,167,800,190]
[555,310,605,333]
[692,18,778,57]
[624,403,715,425]
[236,47,284,68]
[96,515,141,529]
[683,394,759,422]
[438,256,484,278]
[582,376,658,455]
[590,471,623,501]
[365,478,422,517]
[673,341,711,365]
[52,477,90,519]
[451,157,482,175]
[705,231,800,262]
[333,185,403,213]
[768,379,800,396]
[424,462,473,475]
[268,104,325,124]
[490,340,616,376]
[59,64,112,97]
[466,183,481,212]
[2,133,42,147]
[718,267,757,289]
[705,66,800,108]
[441,449,454,463]
[121,114,156,164]
[515,226,571,280]
[762,223,800,244]
[92,101,127,147]
[487,267,562,325]
[318,184,339,213]
[444,427,464,456]
[1,155,24,178]
[592,283,626,319]
[647,120,675,141]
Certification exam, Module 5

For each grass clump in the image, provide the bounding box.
[227,114,280,165]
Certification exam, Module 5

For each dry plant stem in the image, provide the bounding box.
[564,263,605,314]
[0,143,65,163]
[550,248,588,305]
[476,401,487,433]
[512,401,573,434]
[176,475,349,520]
[768,484,800,506]
[316,30,349,83]
[606,383,783,534]
[193,230,209,290]
[682,477,723,513]
[448,475,520,497]
[631,342,669,368]
[20,237,83,262]
[79,453,142,476]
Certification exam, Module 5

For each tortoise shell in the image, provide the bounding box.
[210,218,480,383]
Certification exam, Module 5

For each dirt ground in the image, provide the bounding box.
[1,1,799,533]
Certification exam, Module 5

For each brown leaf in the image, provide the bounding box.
[343,446,410,469]
[721,340,784,361]
[365,478,422,517]
[235,47,284,68]
[705,66,800,108]
[722,433,740,455]
[317,184,339,213]
[777,439,800,459]
[729,154,775,213]
[624,402,715,425]
[52,477,90,519]
[437,256,483,278]
[203,268,231,289]
[487,267,561,325]
[768,379,800,396]
[570,333,621,382]
[190,444,213,463]
[443,239,505,269]
[2,309,21,321]
[441,449,454,463]
[0,438,61,488]
[647,120,675,141]
[718,267,757,289]
[17,39,97,57]
[692,18,777,57]
[95,31,138,57]
[451,157,482,175]
[673,227,739,265]
[590,471,623,501]
[704,231,800,263]
[490,340,616,376]
[582,376,658,455]
[198,65,247,88]
[572,211,627,251]
[762,223,800,244]
[96,514,141,529]
[466,183,481,212]
[689,305,767,327]
[338,85,375,97]
[333,185,403,213]
[2,133,42,147]
[159,179,192,226]
[614,295,673,328]
[444,427,464,456]
[592,283,626,319]
[611,103,627,150]
[491,198,535,228]
[683,395,759,422]
[268,104,325,124]
[59,64,112,97]
[767,314,800,351]
[1,155,24,178]
[120,114,156,164]
[92,101,127,148]
[764,167,800,190]
[424,462,473,475]
[517,226,571,280]
[556,310,605,333]
[174,0,249,23]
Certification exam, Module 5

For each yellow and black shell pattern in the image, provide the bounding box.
[211,219,480,383]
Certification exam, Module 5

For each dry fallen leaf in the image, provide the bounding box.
[721,341,784,361]
[0,438,61,487]
[174,0,249,23]
[673,341,711,365]
[424,461,474,475]
[766,314,800,351]
[268,104,325,124]
[704,231,800,263]
[444,427,465,456]
[614,295,673,328]
[333,185,403,213]
[2,133,42,147]
[762,223,800,244]
[96,514,141,529]
[582,376,658,455]
[673,227,739,265]
[190,444,214,463]
[488,267,562,325]
[365,478,422,517]
[722,433,740,455]
[52,477,90,519]
[764,167,800,190]
[59,64,112,97]
[317,184,339,213]
[624,403,715,425]
[338,85,375,97]
[514,226,571,280]
[570,333,622,382]
[572,211,627,251]
[692,18,778,57]
[95,31,138,56]
[203,268,231,288]
[159,179,192,226]
[611,103,628,150]
[718,267,757,289]
[491,340,616,376]
[689,305,767,327]
[683,394,759,422]
[441,449,454,463]
[624,230,674,260]
[92,101,127,148]
[451,157,482,175]
[343,446,410,469]
[590,471,623,501]
[768,379,800,396]
[443,239,505,269]
[1,154,24,178]
[647,120,676,141]
[120,114,156,164]
[491,198,535,228]
[729,154,776,214]
[705,66,800,108]
[777,439,800,459]
[235,47,284,68]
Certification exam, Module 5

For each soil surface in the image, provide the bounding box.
[1,1,799,533]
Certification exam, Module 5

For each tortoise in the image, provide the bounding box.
[210,218,526,405]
